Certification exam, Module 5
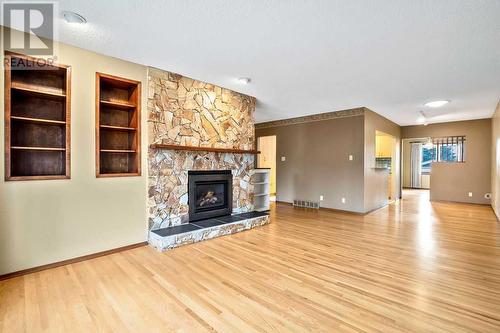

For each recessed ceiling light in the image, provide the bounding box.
[236,77,251,85]
[62,11,86,24]
[424,100,449,108]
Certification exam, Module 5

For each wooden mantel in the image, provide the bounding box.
[150,143,260,154]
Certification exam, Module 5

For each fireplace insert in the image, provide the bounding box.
[188,170,232,221]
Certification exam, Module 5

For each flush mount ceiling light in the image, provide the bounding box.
[62,11,86,24]
[424,100,449,108]
[236,77,251,85]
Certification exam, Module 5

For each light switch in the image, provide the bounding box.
[281,156,286,162]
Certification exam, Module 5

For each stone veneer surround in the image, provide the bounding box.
[148,151,254,229]
[147,67,257,230]
[148,67,255,149]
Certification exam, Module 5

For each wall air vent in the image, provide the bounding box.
[293,200,320,209]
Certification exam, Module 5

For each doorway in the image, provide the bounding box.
[257,135,276,200]
[375,131,398,200]
[402,138,431,190]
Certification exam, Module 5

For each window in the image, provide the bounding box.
[420,136,466,172]
[421,146,435,173]
[433,136,466,163]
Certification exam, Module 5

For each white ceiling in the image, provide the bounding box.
[11,1,500,125]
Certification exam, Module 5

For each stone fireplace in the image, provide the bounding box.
[188,170,232,221]
[147,67,270,251]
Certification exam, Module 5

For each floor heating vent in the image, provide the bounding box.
[293,200,320,209]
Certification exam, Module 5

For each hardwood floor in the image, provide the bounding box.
[1,190,499,332]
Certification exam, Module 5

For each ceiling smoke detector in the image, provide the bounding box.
[424,100,449,108]
[62,11,87,24]
[236,77,251,85]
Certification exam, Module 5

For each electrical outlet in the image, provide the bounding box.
[468,192,473,197]
[348,155,354,161]
[341,197,346,204]
[281,156,286,162]
[320,195,324,201]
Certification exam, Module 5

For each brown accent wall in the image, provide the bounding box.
[255,108,402,213]
[256,113,366,213]
[363,109,402,212]
[402,119,491,204]
[491,101,500,218]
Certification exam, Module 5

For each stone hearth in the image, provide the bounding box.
[149,211,270,252]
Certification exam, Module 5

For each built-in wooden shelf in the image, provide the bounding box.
[100,99,136,109]
[100,124,136,131]
[11,116,66,125]
[5,51,71,181]
[11,83,66,98]
[97,172,141,178]
[96,72,141,177]
[150,144,260,155]
[11,146,65,151]
[100,149,136,153]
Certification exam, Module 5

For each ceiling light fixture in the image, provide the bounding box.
[62,11,86,24]
[236,77,251,85]
[423,137,434,148]
[424,100,449,108]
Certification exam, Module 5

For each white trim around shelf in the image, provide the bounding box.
[252,169,270,173]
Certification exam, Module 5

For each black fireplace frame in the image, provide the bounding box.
[188,170,233,222]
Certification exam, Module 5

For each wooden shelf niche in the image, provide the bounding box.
[96,73,141,177]
[4,52,71,181]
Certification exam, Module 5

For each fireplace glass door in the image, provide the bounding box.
[188,170,232,221]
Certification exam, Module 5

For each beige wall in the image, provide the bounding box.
[402,119,491,204]
[0,28,149,275]
[364,109,401,212]
[256,113,366,213]
[491,101,500,218]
